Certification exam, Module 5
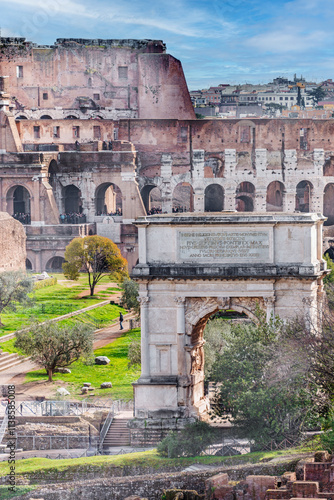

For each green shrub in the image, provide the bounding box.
[320,414,334,452]
[33,277,57,290]
[157,420,216,458]
[127,339,141,367]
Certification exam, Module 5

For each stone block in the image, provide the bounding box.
[100,382,112,389]
[83,382,91,387]
[314,450,331,462]
[245,475,276,500]
[56,387,70,396]
[95,356,110,365]
[292,481,319,498]
[57,368,71,374]
[205,473,232,500]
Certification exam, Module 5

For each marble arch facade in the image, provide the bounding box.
[130,212,327,444]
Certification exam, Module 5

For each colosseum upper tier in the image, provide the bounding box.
[0,37,333,271]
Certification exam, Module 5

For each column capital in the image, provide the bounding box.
[174,296,186,305]
[264,296,275,305]
[139,296,150,305]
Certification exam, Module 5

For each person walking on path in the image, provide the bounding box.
[119,312,124,330]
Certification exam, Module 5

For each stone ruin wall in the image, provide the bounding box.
[0,37,195,121]
[0,212,26,272]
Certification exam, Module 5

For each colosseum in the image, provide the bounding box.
[0,37,334,271]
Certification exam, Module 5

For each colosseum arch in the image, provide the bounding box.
[46,256,65,272]
[266,181,284,211]
[95,182,122,215]
[172,182,194,212]
[6,185,31,219]
[204,184,224,212]
[48,159,59,188]
[40,114,53,120]
[63,185,83,214]
[26,258,33,271]
[296,180,313,212]
[140,184,162,213]
[324,183,334,225]
[236,181,255,212]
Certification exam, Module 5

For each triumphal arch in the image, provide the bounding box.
[130,212,327,444]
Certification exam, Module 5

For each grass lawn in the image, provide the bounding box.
[0,446,317,483]
[23,328,141,399]
[0,275,122,337]
[0,303,126,355]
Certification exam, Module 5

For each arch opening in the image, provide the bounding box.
[7,185,31,224]
[48,159,58,188]
[324,183,334,226]
[172,182,194,213]
[140,185,162,214]
[40,115,52,120]
[95,182,122,216]
[188,302,256,411]
[204,184,224,212]
[236,182,255,212]
[26,258,32,271]
[46,256,65,272]
[63,185,83,214]
[266,181,284,212]
[296,181,312,213]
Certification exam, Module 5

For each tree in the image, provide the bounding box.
[120,277,140,317]
[210,311,318,447]
[15,322,94,382]
[0,271,33,327]
[62,236,128,296]
[203,318,228,379]
[307,86,327,105]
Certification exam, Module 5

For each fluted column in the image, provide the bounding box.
[174,296,187,377]
[139,295,150,379]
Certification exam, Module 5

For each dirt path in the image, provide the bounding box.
[1,312,137,400]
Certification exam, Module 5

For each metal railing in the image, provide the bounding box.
[98,399,133,451]
[0,399,133,417]
[14,434,99,451]
[13,400,88,417]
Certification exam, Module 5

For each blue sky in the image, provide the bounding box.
[1,0,333,89]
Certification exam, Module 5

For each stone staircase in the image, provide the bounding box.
[102,418,130,448]
[0,351,27,373]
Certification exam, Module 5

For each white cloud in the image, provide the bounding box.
[247,29,327,53]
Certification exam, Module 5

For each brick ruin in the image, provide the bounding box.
[207,450,334,500]
[5,451,334,500]
[0,38,334,271]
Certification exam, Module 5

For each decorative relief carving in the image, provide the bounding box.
[174,296,186,305]
[263,296,275,306]
[185,296,262,343]
[185,297,220,336]
[191,345,204,374]
[138,296,150,305]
